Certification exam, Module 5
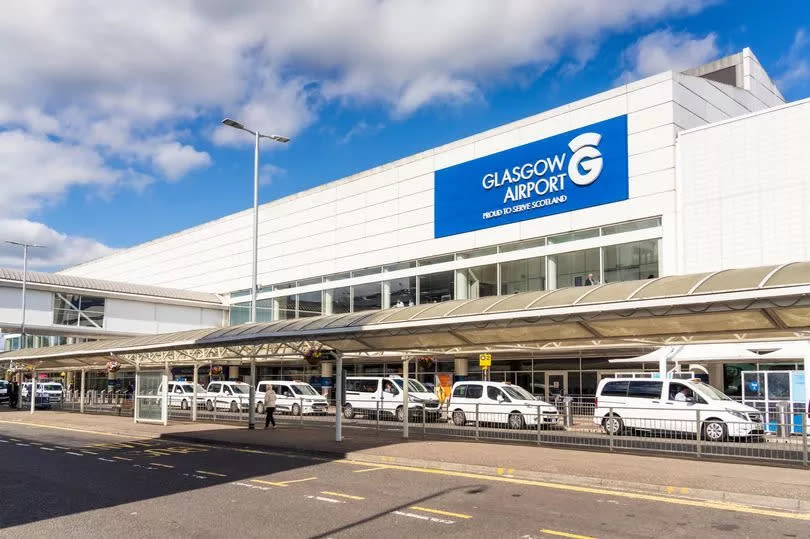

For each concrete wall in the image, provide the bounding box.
[677,98,810,272]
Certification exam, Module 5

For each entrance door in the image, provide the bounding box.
[546,372,567,402]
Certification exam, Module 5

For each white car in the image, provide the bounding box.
[0,380,8,403]
[593,378,764,441]
[203,381,253,413]
[256,380,328,415]
[447,381,559,429]
[167,381,206,410]
[343,376,441,421]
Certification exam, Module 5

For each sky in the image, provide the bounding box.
[1,0,808,271]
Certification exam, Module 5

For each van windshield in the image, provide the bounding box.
[393,379,428,393]
[183,385,206,393]
[230,384,251,394]
[693,381,732,401]
[43,384,62,391]
[291,384,319,396]
[503,385,534,400]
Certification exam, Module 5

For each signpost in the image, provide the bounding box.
[479,353,492,381]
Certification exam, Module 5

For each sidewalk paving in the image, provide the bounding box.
[2,408,809,512]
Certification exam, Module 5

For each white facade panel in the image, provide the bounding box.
[0,288,51,328]
[678,99,810,273]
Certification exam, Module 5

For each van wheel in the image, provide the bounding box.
[395,406,405,422]
[205,400,214,412]
[452,409,466,426]
[180,399,189,411]
[343,403,354,419]
[229,401,239,413]
[702,420,727,442]
[603,414,624,435]
[291,403,301,416]
[508,412,525,430]
[256,402,265,414]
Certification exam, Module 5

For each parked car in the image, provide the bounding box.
[203,381,253,412]
[593,378,764,441]
[20,383,52,409]
[448,381,559,429]
[0,380,8,404]
[39,382,64,403]
[255,380,328,415]
[343,376,441,421]
[166,381,206,410]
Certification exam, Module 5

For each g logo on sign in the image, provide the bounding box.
[567,132,603,186]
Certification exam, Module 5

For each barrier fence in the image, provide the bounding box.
[33,392,810,466]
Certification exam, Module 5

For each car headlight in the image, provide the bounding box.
[726,409,748,420]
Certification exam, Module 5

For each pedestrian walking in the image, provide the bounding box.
[264,384,277,429]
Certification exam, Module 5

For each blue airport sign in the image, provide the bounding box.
[434,115,629,238]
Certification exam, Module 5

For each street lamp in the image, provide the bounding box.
[5,240,46,412]
[221,118,290,430]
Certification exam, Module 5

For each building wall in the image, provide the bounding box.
[677,98,810,273]
[0,287,52,327]
[61,57,783,295]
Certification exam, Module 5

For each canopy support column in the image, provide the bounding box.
[335,351,343,442]
[402,357,409,439]
[80,369,86,414]
[133,362,139,423]
[162,359,169,426]
[248,357,256,429]
[192,363,199,422]
[30,367,36,414]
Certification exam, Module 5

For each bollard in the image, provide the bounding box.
[695,409,702,458]
[422,406,426,438]
[299,398,304,425]
[536,405,541,446]
[802,411,808,467]
[376,400,380,434]
[213,398,217,423]
[564,398,573,428]
[777,402,790,439]
[475,402,478,440]
[608,407,614,452]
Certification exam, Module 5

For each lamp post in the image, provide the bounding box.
[5,241,46,412]
[221,118,290,430]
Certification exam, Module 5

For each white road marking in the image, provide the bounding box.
[196,470,227,477]
[98,457,116,462]
[81,450,99,455]
[306,495,344,504]
[393,510,455,525]
[233,481,270,491]
[0,440,8,443]
[29,442,43,446]
[54,446,70,450]
[40,447,55,451]
[16,443,30,446]
[66,451,83,456]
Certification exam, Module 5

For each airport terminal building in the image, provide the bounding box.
[2,48,809,399]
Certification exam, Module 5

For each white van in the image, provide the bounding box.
[593,378,764,441]
[203,381,253,412]
[166,381,206,410]
[343,376,440,421]
[256,380,328,415]
[447,381,559,429]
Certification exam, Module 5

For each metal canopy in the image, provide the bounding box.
[2,261,810,369]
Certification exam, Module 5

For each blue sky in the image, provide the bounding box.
[1,1,808,270]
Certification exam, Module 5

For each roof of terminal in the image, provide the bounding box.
[0,268,223,306]
[1,261,809,368]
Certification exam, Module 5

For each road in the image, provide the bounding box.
[1,422,807,538]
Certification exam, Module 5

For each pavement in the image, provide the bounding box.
[2,408,810,515]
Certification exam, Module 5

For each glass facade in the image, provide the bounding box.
[227,217,662,322]
[53,294,105,328]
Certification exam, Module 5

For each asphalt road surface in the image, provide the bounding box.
[1,422,807,538]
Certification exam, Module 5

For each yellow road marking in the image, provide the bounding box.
[540,529,595,539]
[197,470,227,477]
[113,456,132,461]
[250,477,318,487]
[334,459,810,522]
[353,466,387,473]
[410,506,472,519]
[0,420,133,439]
[321,491,365,500]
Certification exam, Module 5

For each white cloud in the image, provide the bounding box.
[0,219,116,271]
[617,29,719,83]
[340,120,385,144]
[0,0,716,268]
[776,28,810,91]
[259,164,286,186]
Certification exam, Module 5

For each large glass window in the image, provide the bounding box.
[500,257,545,295]
[418,271,454,304]
[499,237,545,253]
[549,248,600,288]
[330,286,351,314]
[53,294,105,327]
[548,228,599,245]
[389,276,416,307]
[230,303,249,325]
[298,291,322,317]
[460,264,497,299]
[602,239,659,283]
[601,217,661,236]
[352,282,381,312]
[277,295,296,320]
